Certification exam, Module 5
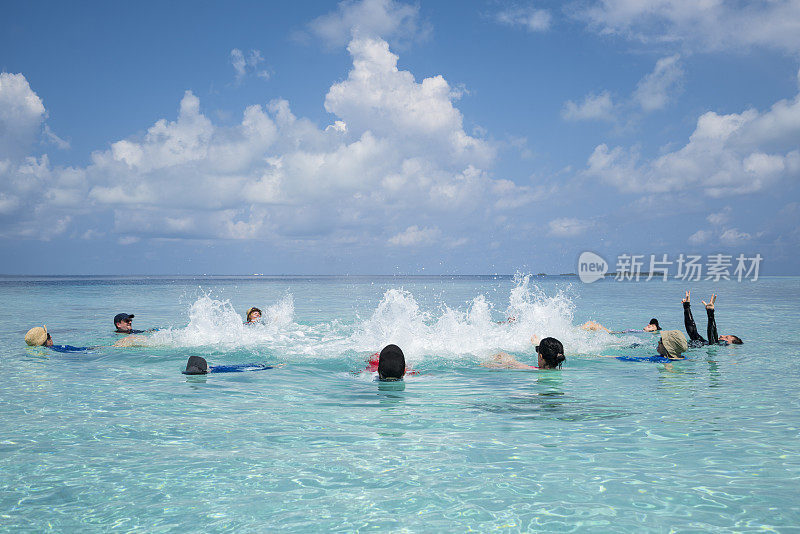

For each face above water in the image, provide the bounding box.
[116,319,132,332]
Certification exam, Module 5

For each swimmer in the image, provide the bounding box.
[582,319,661,333]
[377,344,406,381]
[612,329,688,362]
[483,336,565,369]
[682,291,742,346]
[245,307,262,324]
[24,325,94,353]
[365,346,417,377]
[581,320,610,332]
[113,313,148,334]
[643,318,661,332]
[182,355,274,374]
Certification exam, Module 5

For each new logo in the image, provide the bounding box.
[578,251,608,283]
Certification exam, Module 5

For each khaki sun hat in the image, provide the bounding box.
[660,329,688,358]
[25,325,48,346]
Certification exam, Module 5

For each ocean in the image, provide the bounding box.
[1,274,798,531]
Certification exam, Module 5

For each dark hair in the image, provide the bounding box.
[537,337,565,369]
[730,335,743,345]
[649,318,661,330]
[378,344,405,380]
[184,355,209,375]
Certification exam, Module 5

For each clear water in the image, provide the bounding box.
[1,275,799,532]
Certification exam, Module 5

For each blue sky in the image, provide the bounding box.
[1,0,799,274]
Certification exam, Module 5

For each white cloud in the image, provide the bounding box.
[0,39,538,244]
[585,83,800,196]
[562,91,615,121]
[688,229,712,245]
[548,217,592,237]
[563,55,682,123]
[719,227,751,245]
[230,49,269,83]
[578,0,800,54]
[706,207,731,226]
[305,0,429,48]
[0,72,46,160]
[325,38,494,166]
[388,225,440,246]
[494,7,551,32]
[632,54,683,112]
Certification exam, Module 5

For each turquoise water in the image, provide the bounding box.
[1,275,799,532]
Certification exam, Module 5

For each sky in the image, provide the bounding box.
[1,0,799,275]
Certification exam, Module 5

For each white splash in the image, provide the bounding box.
[138,276,632,364]
[149,293,300,349]
[347,274,625,365]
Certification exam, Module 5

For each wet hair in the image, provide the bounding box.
[649,318,661,330]
[537,337,565,369]
[184,355,209,375]
[246,307,262,322]
[730,335,743,345]
[378,344,405,380]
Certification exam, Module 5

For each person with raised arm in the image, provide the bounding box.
[682,291,742,347]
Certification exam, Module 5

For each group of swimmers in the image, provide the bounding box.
[23,290,740,380]
[583,290,742,361]
[23,312,153,353]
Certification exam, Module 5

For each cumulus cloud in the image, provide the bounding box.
[562,91,615,121]
[577,0,800,54]
[305,0,429,48]
[548,217,592,237]
[0,72,46,160]
[632,54,683,112]
[230,49,269,83]
[388,225,440,246]
[585,78,800,197]
[494,7,551,32]
[0,39,538,245]
[325,38,494,166]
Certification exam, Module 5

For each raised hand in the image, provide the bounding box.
[702,294,716,310]
[682,290,690,304]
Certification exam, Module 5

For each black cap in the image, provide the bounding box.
[378,344,406,380]
[183,356,209,375]
[114,313,134,325]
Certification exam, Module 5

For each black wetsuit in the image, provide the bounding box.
[683,302,724,347]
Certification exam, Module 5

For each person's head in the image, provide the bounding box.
[644,318,661,332]
[183,355,209,375]
[246,307,262,323]
[25,325,52,347]
[719,334,743,345]
[535,337,565,369]
[114,313,134,332]
[377,344,405,380]
[657,330,688,359]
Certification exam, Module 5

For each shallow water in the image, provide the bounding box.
[1,275,799,531]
